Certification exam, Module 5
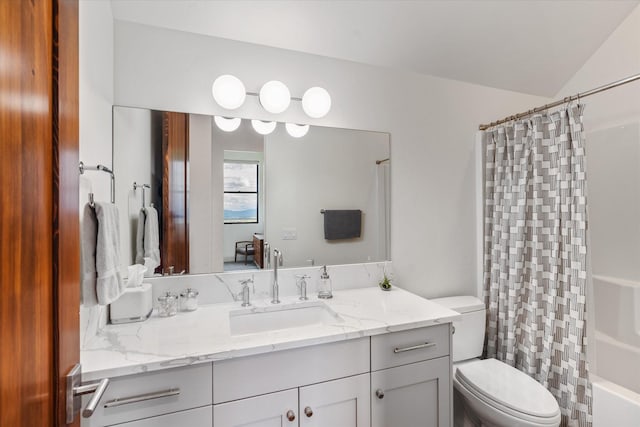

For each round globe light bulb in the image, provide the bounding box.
[211,75,246,110]
[285,123,310,138]
[302,87,331,118]
[251,120,277,135]
[214,116,241,132]
[259,80,291,114]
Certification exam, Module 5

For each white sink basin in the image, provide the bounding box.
[229,301,344,336]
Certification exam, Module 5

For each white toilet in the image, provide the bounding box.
[432,296,561,427]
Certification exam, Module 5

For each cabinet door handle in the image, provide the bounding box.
[286,410,296,422]
[393,342,436,353]
[304,406,313,417]
[375,389,385,399]
[103,388,180,408]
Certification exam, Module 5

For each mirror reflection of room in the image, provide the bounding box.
[113,106,390,277]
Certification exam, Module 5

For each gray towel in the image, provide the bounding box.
[84,202,125,305]
[135,206,161,272]
[323,210,362,240]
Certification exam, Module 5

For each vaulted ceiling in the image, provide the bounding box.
[110,0,638,96]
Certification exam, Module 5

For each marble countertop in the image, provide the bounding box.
[81,286,460,381]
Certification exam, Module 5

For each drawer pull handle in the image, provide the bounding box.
[393,342,436,354]
[104,388,181,408]
[375,389,385,399]
[304,406,313,417]
[286,410,296,422]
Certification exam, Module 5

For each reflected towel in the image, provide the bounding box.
[135,209,146,265]
[81,202,125,305]
[323,209,362,240]
[142,206,161,271]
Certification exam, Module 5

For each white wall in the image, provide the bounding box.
[79,0,114,340]
[555,5,640,131]
[113,20,548,298]
[555,5,640,281]
[211,120,266,263]
[112,107,153,269]
[80,1,114,209]
[189,114,219,273]
[264,125,388,267]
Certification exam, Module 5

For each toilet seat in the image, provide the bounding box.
[454,359,561,426]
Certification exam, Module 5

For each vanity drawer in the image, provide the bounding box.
[371,324,450,371]
[107,406,212,427]
[213,337,369,403]
[84,363,212,427]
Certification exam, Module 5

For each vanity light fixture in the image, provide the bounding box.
[211,75,332,130]
[251,119,277,135]
[259,80,291,114]
[214,116,242,132]
[302,87,332,118]
[285,123,310,138]
[211,74,246,110]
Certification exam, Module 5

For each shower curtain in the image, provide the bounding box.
[483,105,592,427]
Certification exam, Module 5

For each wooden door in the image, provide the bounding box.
[0,0,80,426]
[371,358,451,427]
[213,388,299,427]
[161,111,189,274]
[299,374,370,427]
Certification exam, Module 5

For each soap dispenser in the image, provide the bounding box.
[317,265,333,299]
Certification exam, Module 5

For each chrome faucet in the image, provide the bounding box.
[272,248,284,304]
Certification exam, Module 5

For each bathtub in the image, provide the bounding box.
[591,275,640,425]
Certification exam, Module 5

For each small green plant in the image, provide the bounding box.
[378,274,392,290]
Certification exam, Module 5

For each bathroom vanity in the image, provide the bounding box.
[80,287,459,427]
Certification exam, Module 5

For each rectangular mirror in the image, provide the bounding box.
[112,106,390,276]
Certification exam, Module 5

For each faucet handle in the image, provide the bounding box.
[295,274,310,286]
[239,278,253,286]
[295,275,310,300]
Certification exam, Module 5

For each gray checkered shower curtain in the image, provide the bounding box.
[483,105,592,427]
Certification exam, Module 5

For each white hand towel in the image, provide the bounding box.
[94,202,125,305]
[142,206,161,272]
[135,209,146,265]
[80,203,98,305]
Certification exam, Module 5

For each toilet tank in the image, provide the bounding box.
[432,296,485,363]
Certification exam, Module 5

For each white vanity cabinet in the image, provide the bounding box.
[213,374,370,427]
[83,324,452,427]
[298,373,370,427]
[110,407,213,427]
[81,363,212,427]
[212,338,370,427]
[213,388,299,427]
[370,324,452,427]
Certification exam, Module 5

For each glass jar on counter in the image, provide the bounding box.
[180,288,199,312]
[157,292,178,317]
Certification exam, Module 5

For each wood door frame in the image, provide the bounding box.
[0,0,79,425]
[54,0,80,425]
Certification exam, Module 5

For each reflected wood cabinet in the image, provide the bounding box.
[253,233,264,269]
[82,325,451,427]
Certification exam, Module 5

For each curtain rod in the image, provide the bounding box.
[479,72,640,131]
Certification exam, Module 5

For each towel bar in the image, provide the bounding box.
[79,161,115,204]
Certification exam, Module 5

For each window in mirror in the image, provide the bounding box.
[224,161,259,224]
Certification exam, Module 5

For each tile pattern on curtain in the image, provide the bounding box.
[483,105,592,426]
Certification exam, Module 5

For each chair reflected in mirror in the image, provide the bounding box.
[234,241,255,265]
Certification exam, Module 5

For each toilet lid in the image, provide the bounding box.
[455,358,560,419]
